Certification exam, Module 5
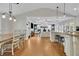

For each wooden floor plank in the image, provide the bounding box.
[1,36,65,56]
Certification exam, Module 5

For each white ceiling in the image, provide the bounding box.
[0,3,79,16]
[0,3,78,25]
[27,16,74,25]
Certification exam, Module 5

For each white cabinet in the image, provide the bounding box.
[64,35,74,56]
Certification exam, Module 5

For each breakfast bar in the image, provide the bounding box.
[51,31,79,56]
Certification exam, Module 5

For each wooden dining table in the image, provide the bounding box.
[0,34,13,48]
[0,33,25,50]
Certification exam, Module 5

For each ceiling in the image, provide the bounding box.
[0,3,79,17]
[27,16,74,25]
[0,3,78,25]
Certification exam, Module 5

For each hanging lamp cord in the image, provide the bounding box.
[64,3,65,15]
[9,3,12,17]
[56,6,59,17]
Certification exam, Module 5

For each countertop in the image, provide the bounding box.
[51,31,79,37]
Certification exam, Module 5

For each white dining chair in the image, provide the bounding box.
[0,32,20,56]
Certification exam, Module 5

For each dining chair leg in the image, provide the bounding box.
[1,47,4,55]
[18,41,20,49]
[22,41,24,48]
[22,38,25,48]
[12,45,14,56]
[20,40,23,48]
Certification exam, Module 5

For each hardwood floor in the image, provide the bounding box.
[2,36,65,56]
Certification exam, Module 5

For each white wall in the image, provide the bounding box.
[0,14,13,34]
[14,14,31,39]
[0,16,1,34]
[0,15,13,41]
[1,16,13,34]
[75,17,79,26]
[14,14,26,30]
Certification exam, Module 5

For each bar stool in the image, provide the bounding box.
[55,35,60,42]
[59,36,65,43]
[1,36,20,56]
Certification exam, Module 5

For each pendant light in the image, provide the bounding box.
[1,3,16,22]
[9,3,13,21]
[14,18,16,22]
[9,11,13,20]
[56,6,59,19]
[8,3,16,22]
[2,13,6,19]
[63,3,66,17]
[13,16,16,22]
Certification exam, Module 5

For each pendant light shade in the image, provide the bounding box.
[9,17,12,20]
[2,13,6,19]
[14,18,16,22]
[13,16,16,22]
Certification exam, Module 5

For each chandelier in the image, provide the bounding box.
[2,3,16,22]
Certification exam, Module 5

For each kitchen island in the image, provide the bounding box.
[51,31,79,56]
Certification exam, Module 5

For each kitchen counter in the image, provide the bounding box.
[40,32,50,37]
[51,31,79,56]
[51,31,79,37]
